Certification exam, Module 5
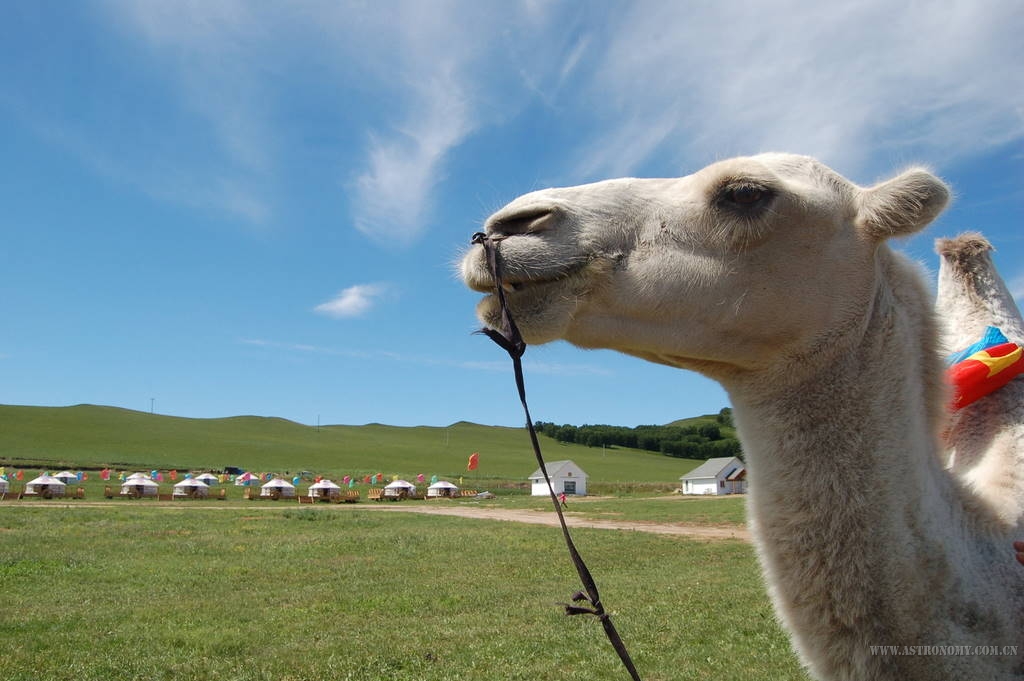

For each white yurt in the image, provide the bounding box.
[53,471,79,484]
[308,479,341,500]
[260,478,296,499]
[0,478,9,494]
[121,477,159,498]
[126,472,152,481]
[426,481,459,498]
[173,478,210,499]
[383,480,417,499]
[26,474,67,498]
[195,473,220,485]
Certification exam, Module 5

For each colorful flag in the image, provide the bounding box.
[946,326,1024,410]
[467,452,479,471]
[169,470,178,481]
[16,470,24,481]
[416,473,425,483]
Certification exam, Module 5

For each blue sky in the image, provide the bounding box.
[2,1,1022,428]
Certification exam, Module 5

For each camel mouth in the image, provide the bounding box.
[465,262,587,298]
[471,272,566,295]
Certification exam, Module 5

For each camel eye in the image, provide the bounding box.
[726,184,764,205]
[716,181,773,215]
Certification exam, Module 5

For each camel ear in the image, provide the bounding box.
[856,168,950,242]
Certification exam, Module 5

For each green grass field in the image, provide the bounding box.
[0,404,706,488]
[0,504,808,681]
[0,404,809,680]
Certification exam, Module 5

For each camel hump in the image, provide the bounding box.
[935,231,993,260]
[856,167,951,241]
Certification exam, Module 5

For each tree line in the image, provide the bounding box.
[533,408,742,460]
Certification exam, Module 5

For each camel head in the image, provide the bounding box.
[461,153,949,380]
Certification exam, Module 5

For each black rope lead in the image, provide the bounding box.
[471,232,643,681]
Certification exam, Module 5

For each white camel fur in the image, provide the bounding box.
[460,154,1024,680]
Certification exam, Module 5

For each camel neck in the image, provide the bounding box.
[730,260,949,502]
[723,265,982,677]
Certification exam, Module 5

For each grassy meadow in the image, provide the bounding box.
[0,504,808,681]
[0,404,811,680]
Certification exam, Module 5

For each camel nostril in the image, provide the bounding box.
[488,207,556,238]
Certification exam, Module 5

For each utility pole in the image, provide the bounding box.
[150,398,155,414]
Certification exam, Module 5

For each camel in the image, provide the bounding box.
[460,154,1024,680]
[935,233,1024,529]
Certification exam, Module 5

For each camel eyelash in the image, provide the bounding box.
[713,180,776,214]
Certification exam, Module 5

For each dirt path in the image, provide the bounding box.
[360,504,752,541]
[12,500,751,541]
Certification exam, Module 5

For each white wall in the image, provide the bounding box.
[530,473,588,496]
[683,477,722,495]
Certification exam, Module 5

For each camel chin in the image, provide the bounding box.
[473,274,583,345]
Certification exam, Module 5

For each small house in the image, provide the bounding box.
[426,481,459,498]
[260,478,296,499]
[173,478,210,499]
[308,479,341,500]
[120,477,159,498]
[679,456,746,495]
[25,474,67,498]
[528,460,588,497]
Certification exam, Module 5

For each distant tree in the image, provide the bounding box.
[698,423,721,440]
[554,425,577,443]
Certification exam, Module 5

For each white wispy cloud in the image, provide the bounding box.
[76,1,1023,236]
[572,0,1024,179]
[352,70,474,242]
[314,284,390,319]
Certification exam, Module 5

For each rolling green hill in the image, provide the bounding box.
[0,404,703,484]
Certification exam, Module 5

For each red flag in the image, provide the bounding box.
[467,453,479,471]
[169,470,178,481]
[16,470,24,481]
